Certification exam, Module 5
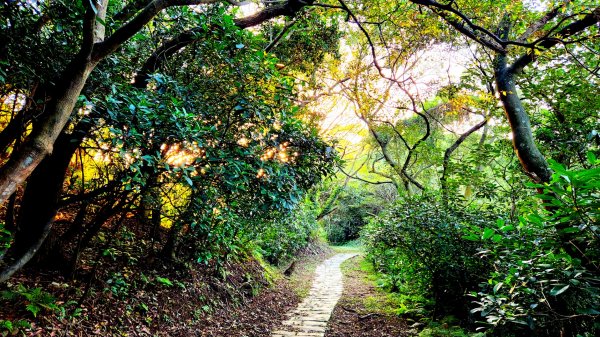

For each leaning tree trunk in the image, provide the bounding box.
[0,55,97,204]
[12,120,91,261]
[0,0,109,205]
[494,53,552,183]
[493,20,587,266]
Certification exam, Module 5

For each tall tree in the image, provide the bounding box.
[0,0,316,204]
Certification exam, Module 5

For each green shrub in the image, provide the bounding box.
[468,159,599,336]
[324,186,383,244]
[0,319,31,335]
[252,199,320,264]
[363,193,495,318]
[0,284,59,318]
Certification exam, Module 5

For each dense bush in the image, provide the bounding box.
[364,159,599,336]
[363,193,495,318]
[251,198,321,264]
[324,185,384,244]
[468,159,599,336]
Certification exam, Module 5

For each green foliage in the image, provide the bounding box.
[0,223,10,255]
[1,0,339,284]
[357,257,429,317]
[156,277,173,287]
[323,184,385,244]
[0,319,31,336]
[0,0,84,89]
[1,2,597,336]
[0,284,59,318]
[520,45,600,168]
[469,159,599,336]
[252,197,321,264]
[105,272,131,299]
[363,193,496,317]
[73,8,338,266]
[265,9,342,75]
[419,322,485,337]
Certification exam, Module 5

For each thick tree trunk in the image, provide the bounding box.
[494,53,552,183]
[494,39,588,266]
[0,0,110,205]
[0,58,96,204]
[13,121,91,258]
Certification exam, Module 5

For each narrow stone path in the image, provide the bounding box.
[271,253,358,337]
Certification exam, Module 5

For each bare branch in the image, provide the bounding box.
[410,0,506,52]
[510,7,600,74]
[93,0,224,61]
[133,0,313,87]
[517,1,571,43]
[338,166,395,186]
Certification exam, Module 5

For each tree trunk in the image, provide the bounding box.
[161,223,183,260]
[0,0,110,205]
[12,122,88,258]
[0,58,96,204]
[494,53,552,183]
[12,120,91,261]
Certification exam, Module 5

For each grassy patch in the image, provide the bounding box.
[340,255,405,316]
[353,256,482,336]
[330,239,364,253]
[418,322,486,337]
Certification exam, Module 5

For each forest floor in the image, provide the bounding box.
[0,243,335,337]
[1,245,419,337]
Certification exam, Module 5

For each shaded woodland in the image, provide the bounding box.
[0,0,598,336]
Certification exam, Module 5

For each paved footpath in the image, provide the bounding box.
[271,253,358,337]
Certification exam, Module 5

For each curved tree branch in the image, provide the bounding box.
[440,117,488,201]
[0,219,52,283]
[133,0,314,87]
[93,0,224,61]
[509,7,600,74]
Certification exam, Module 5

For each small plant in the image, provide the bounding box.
[155,276,173,287]
[137,301,149,313]
[418,322,485,337]
[0,284,59,317]
[105,272,130,298]
[0,319,31,336]
[0,223,11,256]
